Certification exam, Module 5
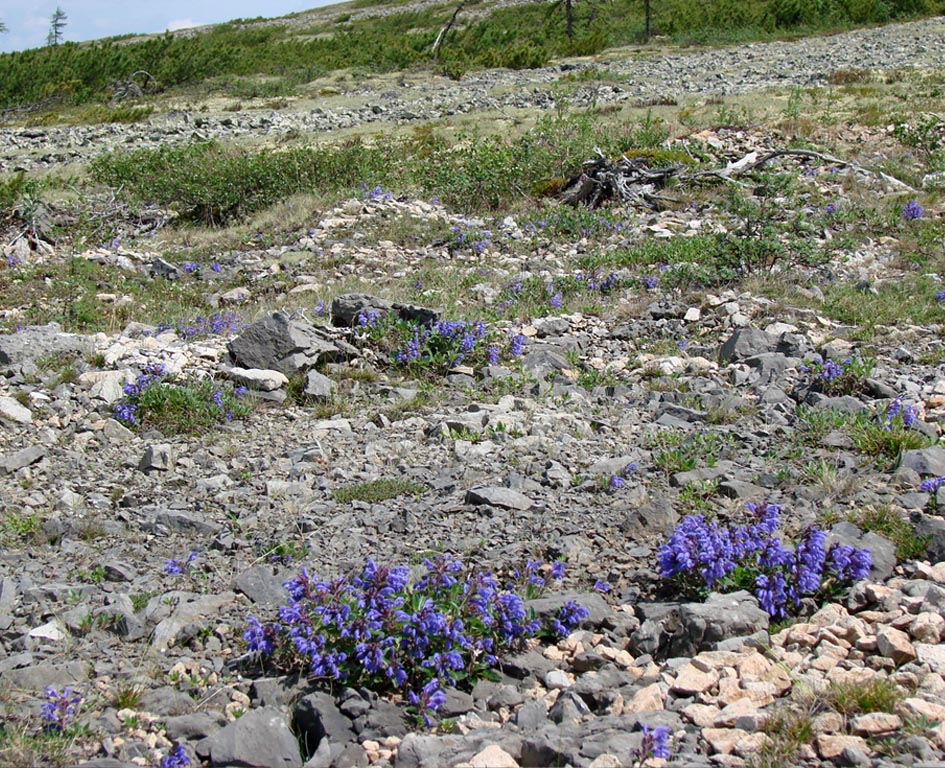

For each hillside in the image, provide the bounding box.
[1,4,945,768]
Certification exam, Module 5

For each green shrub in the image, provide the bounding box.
[333,478,425,504]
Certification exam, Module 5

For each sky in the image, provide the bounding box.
[0,1,335,54]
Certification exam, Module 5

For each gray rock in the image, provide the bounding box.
[0,323,92,371]
[250,676,309,709]
[198,706,302,768]
[0,396,32,424]
[0,444,45,474]
[234,564,289,606]
[228,367,289,392]
[0,660,88,690]
[719,328,777,362]
[164,711,227,741]
[465,486,533,510]
[515,698,549,731]
[629,591,769,660]
[899,447,945,477]
[139,686,197,716]
[293,692,357,754]
[228,313,342,375]
[138,444,174,472]
[304,370,336,401]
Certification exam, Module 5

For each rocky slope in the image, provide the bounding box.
[1,15,945,768]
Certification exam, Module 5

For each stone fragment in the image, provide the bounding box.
[622,683,663,713]
[227,367,288,392]
[671,663,719,696]
[304,370,335,401]
[465,486,533,510]
[0,444,45,474]
[468,745,519,768]
[138,444,174,472]
[897,697,945,722]
[703,727,748,755]
[197,706,302,768]
[916,643,945,673]
[899,446,945,477]
[228,312,342,375]
[850,712,902,736]
[876,626,916,666]
[815,734,869,760]
[0,396,31,424]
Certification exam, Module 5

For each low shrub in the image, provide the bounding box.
[112,363,251,434]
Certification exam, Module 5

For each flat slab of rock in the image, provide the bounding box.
[465,486,533,510]
[1,444,45,474]
[0,396,31,424]
[227,367,288,392]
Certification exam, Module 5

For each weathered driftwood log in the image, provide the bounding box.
[561,145,916,210]
[560,151,679,209]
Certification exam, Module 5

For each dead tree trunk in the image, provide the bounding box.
[432,3,465,64]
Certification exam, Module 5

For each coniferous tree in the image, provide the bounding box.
[47,7,68,46]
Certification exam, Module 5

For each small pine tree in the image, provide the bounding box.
[47,7,67,46]
[0,20,7,34]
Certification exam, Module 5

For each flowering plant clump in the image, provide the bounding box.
[113,365,251,434]
[155,745,190,768]
[243,556,587,726]
[147,311,245,340]
[901,200,924,220]
[353,312,524,375]
[634,724,671,765]
[798,356,872,397]
[658,501,871,619]
[881,396,919,431]
[41,686,82,733]
[921,476,945,494]
[164,550,199,575]
[493,270,622,316]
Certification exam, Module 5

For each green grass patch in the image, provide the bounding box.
[851,506,931,561]
[333,478,425,504]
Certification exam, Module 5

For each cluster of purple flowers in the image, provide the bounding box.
[635,724,671,762]
[155,745,190,768]
[799,356,870,397]
[176,311,244,340]
[642,275,659,290]
[113,362,168,426]
[658,501,871,618]
[609,463,637,491]
[450,224,492,254]
[145,311,243,340]
[883,396,919,430]
[356,309,382,328]
[364,184,395,202]
[395,318,489,368]
[936,290,945,301]
[920,476,945,494]
[164,550,199,575]
[243,556,586,726]
[902,200,924,220]
[41,686,82,733]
